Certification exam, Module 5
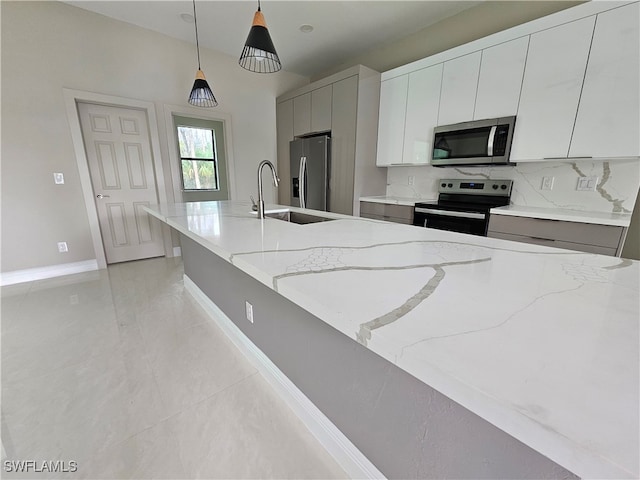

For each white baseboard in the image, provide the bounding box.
[184,275,385,480]
[0,260,99,286]
[172,246,182,257]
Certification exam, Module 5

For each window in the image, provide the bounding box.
[177,125,219,190]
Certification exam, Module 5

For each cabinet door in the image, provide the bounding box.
[276,100,294,204]
[403,64,443,164]
[293,93,311,137]
[474,36,529,120]
[311,85,333,134]
[510,16,595,161]
[570,3,640,158]
[438,51,481,125]
[331,76,358,215]
[376,75,409,166]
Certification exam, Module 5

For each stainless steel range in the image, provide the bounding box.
[413,179,513,236]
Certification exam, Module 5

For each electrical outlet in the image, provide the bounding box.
[69,294,79,305]
[57,242,68,253]
[53,173,64,185]
[577,176,598,191]
[408,175,415,186]
[541,176,554,191]
[245,301,254,323]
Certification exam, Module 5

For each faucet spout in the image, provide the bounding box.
[257,160,279,219]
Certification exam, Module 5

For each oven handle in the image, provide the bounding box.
[414,207,486,220]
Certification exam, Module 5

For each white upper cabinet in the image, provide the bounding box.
[376,75,408,166]
[474,36,529,120]
[510,16,596,161]
[311,85,333,134]
[570,3,640,158]
[438,52,481,125]
[403,64,443,164]
[293,93,312,137]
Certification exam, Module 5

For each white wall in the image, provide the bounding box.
[0,1,306,273]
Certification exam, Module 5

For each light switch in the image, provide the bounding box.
[54,173,64,185]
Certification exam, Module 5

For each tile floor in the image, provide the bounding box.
[1,257,347,479]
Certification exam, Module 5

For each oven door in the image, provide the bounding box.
[413,207,488,236]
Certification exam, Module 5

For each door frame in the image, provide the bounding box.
[162,103,237,203]
[63,88,171,269]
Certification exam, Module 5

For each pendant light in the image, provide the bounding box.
[188,0,218,107]
[239,0,281,73]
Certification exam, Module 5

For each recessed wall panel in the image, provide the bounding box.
[120,117,139,135]
[134,201,154,244]
[106,203,129,247]
[95,141,121,189]
[89,114,111,133]
[124,143,147,189]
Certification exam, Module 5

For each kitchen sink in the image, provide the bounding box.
[266,210,336,224]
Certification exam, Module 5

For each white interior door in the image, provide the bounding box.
[78,102,165,264]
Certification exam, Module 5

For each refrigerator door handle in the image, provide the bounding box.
[299,156,307,209]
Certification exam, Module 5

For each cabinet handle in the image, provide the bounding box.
[528,236,556,242]
[543,156,593,160]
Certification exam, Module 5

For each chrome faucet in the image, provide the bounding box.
[257,160,280,219]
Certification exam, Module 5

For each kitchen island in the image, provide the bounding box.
[146,201,638,479]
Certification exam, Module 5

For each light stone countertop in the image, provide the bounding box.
[491,204,632,227]
[145,200,639,480]
[359,195,426,206]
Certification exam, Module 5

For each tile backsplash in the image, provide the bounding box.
[386,159,640,214]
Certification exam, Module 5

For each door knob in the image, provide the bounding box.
[96,194,111,199]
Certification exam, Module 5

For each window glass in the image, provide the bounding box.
[176,126,218,190]
[177,126,214,159]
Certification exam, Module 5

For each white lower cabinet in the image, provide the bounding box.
[569,2,640,158]
[510,16,596,162]
[487,215,626,256]
[376,75,408,166]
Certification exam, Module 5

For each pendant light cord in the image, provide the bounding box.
[192,0,201,70]
[257,0,261,12]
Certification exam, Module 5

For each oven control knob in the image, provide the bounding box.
[441,183,446,188]
[501,184,507,190]
[448,183,453,188]
[492,184,498,190]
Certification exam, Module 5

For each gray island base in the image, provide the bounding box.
[181,234,576,479]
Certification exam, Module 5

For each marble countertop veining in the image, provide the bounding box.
[491,204,633,227]
[145,201,639,480]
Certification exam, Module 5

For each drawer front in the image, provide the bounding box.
[360,212,413,225]
[488,231,618,256]
[360,201,386,216]
[384,204,413,221]
[488,215,624,249]
[360,202,413,221]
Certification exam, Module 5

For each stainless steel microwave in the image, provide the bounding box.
[431,116,516,167]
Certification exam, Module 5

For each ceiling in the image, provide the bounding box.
[65,1,482,78]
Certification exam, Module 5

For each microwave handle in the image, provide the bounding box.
[487,126,497,156]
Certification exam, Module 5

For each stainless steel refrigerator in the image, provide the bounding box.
[289,135,331,211]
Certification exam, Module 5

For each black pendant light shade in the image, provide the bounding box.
[239,3,281,73]
[189,70,218,107]
[188,0,218,107]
